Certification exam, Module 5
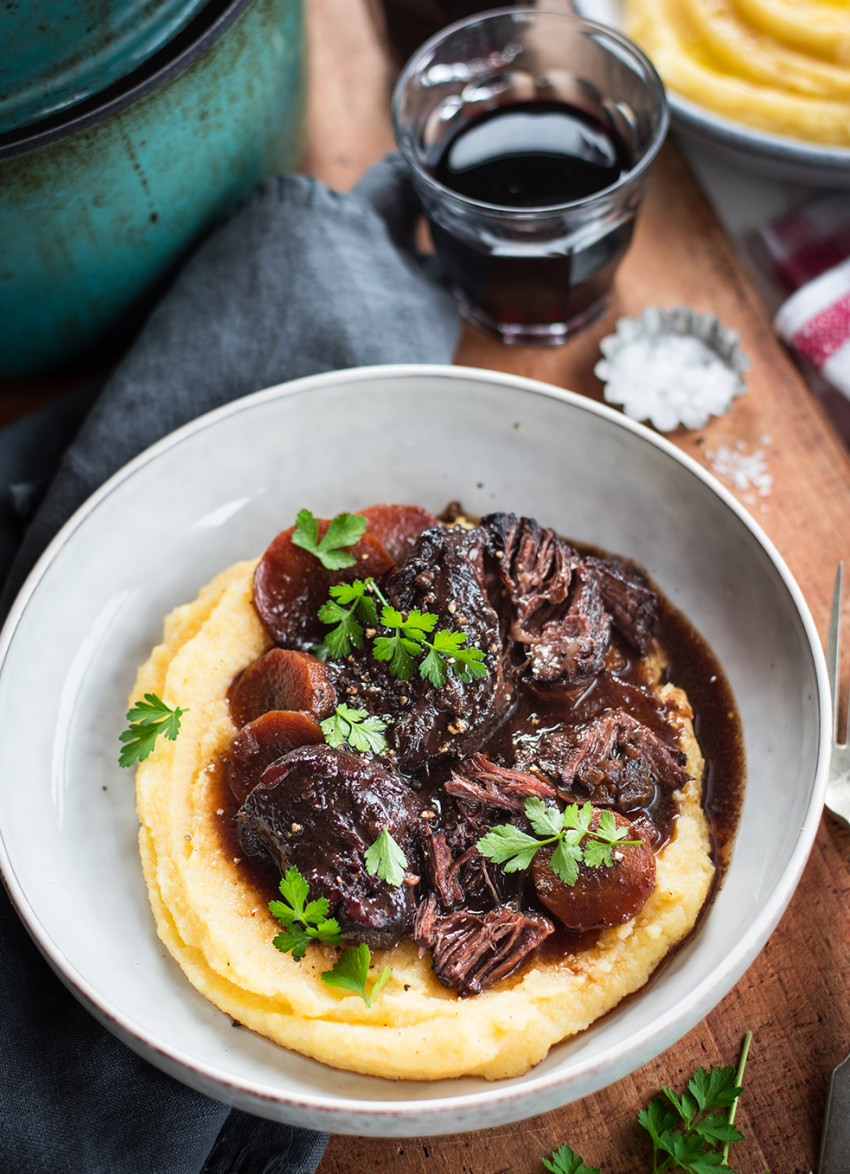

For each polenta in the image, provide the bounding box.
[132,510,721,1081]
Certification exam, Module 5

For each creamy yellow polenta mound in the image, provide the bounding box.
[133,559,715,1081]
[624,0,850,146]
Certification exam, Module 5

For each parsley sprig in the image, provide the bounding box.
[269,866,342,959]
[317,579,378,657]
[320,703,388,755]
[318,576,488,686]
[477,799,641,886]
[543,1146,600,1174]
[541,1033,767,1174]
[321,941,392,1007]
[118,692,188,767]
[374,605,487,686]
[638,1064,745,1173]
[268,866,392,1006]
[291,508,367,570]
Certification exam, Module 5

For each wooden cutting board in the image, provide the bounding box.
[304,2,850,1172]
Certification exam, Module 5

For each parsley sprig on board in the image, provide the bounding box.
[542,1147,600,1174]
[638,1063,745,1172]
[477,799,641,886]
[291,508,367,570]
[542,1033,768,1174]
[318,576,488,686]
[118,693,188,767]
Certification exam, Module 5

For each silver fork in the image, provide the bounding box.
[825,563,850,827]
[818,562,850,1174]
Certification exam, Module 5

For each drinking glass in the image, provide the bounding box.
[391,7,669,345]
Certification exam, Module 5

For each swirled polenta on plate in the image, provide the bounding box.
[624,0,850,146]
[133,513,716,1082]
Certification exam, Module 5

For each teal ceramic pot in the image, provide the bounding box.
[0,0,305,378]
[0,0,211,135]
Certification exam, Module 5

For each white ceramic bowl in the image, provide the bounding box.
[574,0,850,187]
[0,365,830,1136]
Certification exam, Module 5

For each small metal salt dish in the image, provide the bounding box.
[595,306,750,433]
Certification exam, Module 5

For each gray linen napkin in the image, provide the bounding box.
[0,152,460,1174]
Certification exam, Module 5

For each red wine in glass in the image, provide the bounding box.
[429,99,635,337]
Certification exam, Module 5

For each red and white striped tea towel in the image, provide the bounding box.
[759,193,850,293]
[773,255,850,400]
[758,193,850,402]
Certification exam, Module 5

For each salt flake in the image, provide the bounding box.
[705,442,773,499]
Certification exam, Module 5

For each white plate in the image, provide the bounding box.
[0,365,830,1136]
[575,0,850,188]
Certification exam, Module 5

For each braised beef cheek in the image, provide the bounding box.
[370,523,514,772]
[237,744,423,950]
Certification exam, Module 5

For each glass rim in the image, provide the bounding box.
[390,5,670,217]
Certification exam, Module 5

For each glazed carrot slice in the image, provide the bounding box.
[226,710,326,804]
[252,519,393,648]
[228,648,337,728]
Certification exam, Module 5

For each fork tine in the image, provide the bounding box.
[828,563,845,747]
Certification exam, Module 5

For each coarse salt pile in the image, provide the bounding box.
[596,307,749,432]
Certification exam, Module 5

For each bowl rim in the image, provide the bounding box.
[669,87,850,169]
[0,363,831,1132]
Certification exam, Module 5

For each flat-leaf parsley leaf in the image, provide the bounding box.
[269,866,342,960]
[542,1144,601,1174]
[291,508,368,571]
[321,942,392,1007]
[118,693,188,767]
[364,828,408,886]
[320,703,388,755]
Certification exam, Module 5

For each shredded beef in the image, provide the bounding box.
[585,555,658,654]
[445,753,557,812]
[413,895,553,996]
[482,514,613,689]
[517,709,691,810]
[529,562,611,689]
[337,524,515,774]
[483,512,577,638]
[420,796,508,911]
[420,828,464,907]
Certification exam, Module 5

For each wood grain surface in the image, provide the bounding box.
[303,3,850,1173]
[3,2,849,1170]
